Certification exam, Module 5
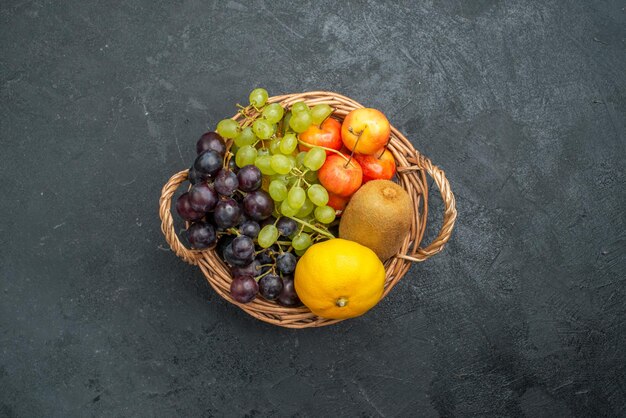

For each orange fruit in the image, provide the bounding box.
[294,239,385,319]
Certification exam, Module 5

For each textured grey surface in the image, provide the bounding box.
[1,0,625,416]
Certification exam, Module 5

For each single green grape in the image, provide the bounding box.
[255,155,276,175]
[270,154,292,175]
[253,119,275,140]
[269,179,288,202]
[287,186,306,209]
[280,200,298,217]
[282,112,292,135]
[234,127,256,147]
[307,184,329,206]
[257,147,270,157]
[314,205,336,224]
[258,224,278,248]
[292,233,312,251]
[269,138,282,155]
[289,111,312,133]
[235,145,258,167]
[310,104,333,125]
[296,198,314,218]
[280,133,298,154]
[291,102,310,115]
[295,151,307,168]
[249,88,268,107]
[216,119,239,139]
[303,147,326,171]
[294,248,307,257]
[262,103,284,124]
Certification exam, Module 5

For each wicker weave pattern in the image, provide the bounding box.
[159,92,457,328]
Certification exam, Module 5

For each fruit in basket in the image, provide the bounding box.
[249,88,269,107]
[243,190,274,221]
[299,118,342,153]
[237,165,262,192]
[341,108,390,155]
[354,148,396,183]
[178,88,344,305]
[185,221,217,249]
[230,276,259,303]
[214,198,242,229]
[239,220,261,238]
[196,132,226,156]
[188,182,218,212]
[294,239,385,319]
[194,149,223,177]
[277,275,301,307]
[339,180,413,261]
[259,274,283,300]
[175,192,204,221]
[214,169,239,196]
[317,154,362,197]
[216,119,240,139]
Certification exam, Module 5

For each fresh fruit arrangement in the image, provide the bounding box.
[174,88,404,313]
[160,90,457,328]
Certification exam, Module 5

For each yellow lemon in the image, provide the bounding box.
[294,238,386,319]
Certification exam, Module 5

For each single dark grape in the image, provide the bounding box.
[243,190,274,221]
[216,234,235,259]
[194,150,222,176]
[231,260,261,280]
[214,169,239,196]
[231,235,255,261]
[227,158,237,172]
[185,222,216,249]
[223,242,253,267]
[188,182,218,212]
[196,132,226,156]
[237,165,262,192]
[175,192,204,221]
[230,276,258,303]
[277,275,301,307]
[214,198,242,229]
[276,252,297,275]
[259,274,283,301]
[276,217,297,237]
[239,220,260,238]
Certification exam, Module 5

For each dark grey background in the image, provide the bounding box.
[1,0,625,416]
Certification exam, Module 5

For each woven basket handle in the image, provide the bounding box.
[397,152,457,262]
[159,170,204,265]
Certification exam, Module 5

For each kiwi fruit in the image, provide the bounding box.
[339,180,413,261]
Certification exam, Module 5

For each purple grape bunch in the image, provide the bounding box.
[174,130,301,306]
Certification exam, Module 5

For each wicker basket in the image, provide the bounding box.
[159,91,457,328]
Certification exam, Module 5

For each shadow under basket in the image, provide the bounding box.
[159,91,457,328]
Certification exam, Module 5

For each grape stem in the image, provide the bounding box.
[297,139,350,164]
[287,216,335,239]
[254,268,273,282]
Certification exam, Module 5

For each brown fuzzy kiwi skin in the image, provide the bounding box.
[338,180,413,261]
